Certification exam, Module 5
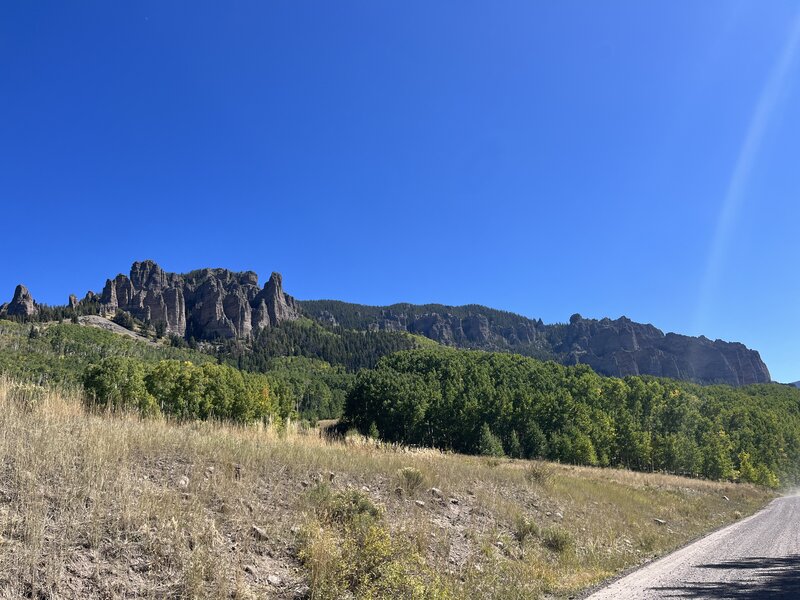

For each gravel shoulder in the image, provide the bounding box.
[586,492,800,599]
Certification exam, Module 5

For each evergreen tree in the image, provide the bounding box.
[478,424,505,457]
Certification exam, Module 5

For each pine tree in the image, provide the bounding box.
[478,423,505,457]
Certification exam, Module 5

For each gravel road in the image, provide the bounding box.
[586,493,800,599]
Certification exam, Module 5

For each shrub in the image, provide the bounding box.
[396,467,426,495]
[310,485,382,528]
[542,526,574,554]
[330,489,382,525]
[112,310,135,331]
[368,421,380,439]
[512,515,540,546]
[301,486,453,599]
[525,462,555,487]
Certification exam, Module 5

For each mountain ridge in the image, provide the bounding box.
[0,261,771,387]
[301,301,771,386]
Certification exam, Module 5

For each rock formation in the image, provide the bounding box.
[93,260,299,340]
[1,260,770,387]
[554,315,770,386]
[300,301,771,386]
[3,284,38,318]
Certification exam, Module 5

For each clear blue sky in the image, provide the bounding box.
[1,2,799,381]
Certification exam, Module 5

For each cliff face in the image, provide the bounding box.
[304,301,548,355]
[555,315,771,386]
[301,301,771,386]
[4,284,38,318]
[370,309,539,348]
[97,260,299,340]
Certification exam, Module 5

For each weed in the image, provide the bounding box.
[542,526,574,554]
[396,466,426,495]
[512,515,540,546]
[525,462,555,486]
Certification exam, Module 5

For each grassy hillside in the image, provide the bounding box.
[0,378,773,599]
[0,319,213,386]
[0,320,352,423]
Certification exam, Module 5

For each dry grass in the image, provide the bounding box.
[0,378,775,599]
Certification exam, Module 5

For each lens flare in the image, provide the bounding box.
[694,11,800,334]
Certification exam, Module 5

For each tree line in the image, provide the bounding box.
[83,357,292,424]
[218,319,420,372]
[345,348,799,487]
[80,354,356,425]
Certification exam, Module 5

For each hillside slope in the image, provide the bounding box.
[0,379,774,599]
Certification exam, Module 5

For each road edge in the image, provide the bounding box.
[574,492,781,600]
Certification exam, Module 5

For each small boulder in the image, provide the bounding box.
[293,584,311,599]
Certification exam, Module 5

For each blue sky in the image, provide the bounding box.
[1,2,799,381]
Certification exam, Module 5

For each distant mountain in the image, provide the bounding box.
[301,301,771,387]
[792,381,800,389]
[1,260,772,387]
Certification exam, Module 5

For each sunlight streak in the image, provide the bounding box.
[694,10,800,333]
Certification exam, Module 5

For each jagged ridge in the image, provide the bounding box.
[0,264,772,385]
[94,260,300,340]
[301,301,771,386]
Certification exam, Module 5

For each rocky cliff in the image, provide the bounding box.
[304,301,548,355]
[554,314,770,386]
[301,301,771,386]
[94,260,299,340]
[0,284,39,318]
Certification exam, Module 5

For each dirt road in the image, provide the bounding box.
[587,493,800,599]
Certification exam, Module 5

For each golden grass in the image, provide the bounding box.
[0,378,775,599]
